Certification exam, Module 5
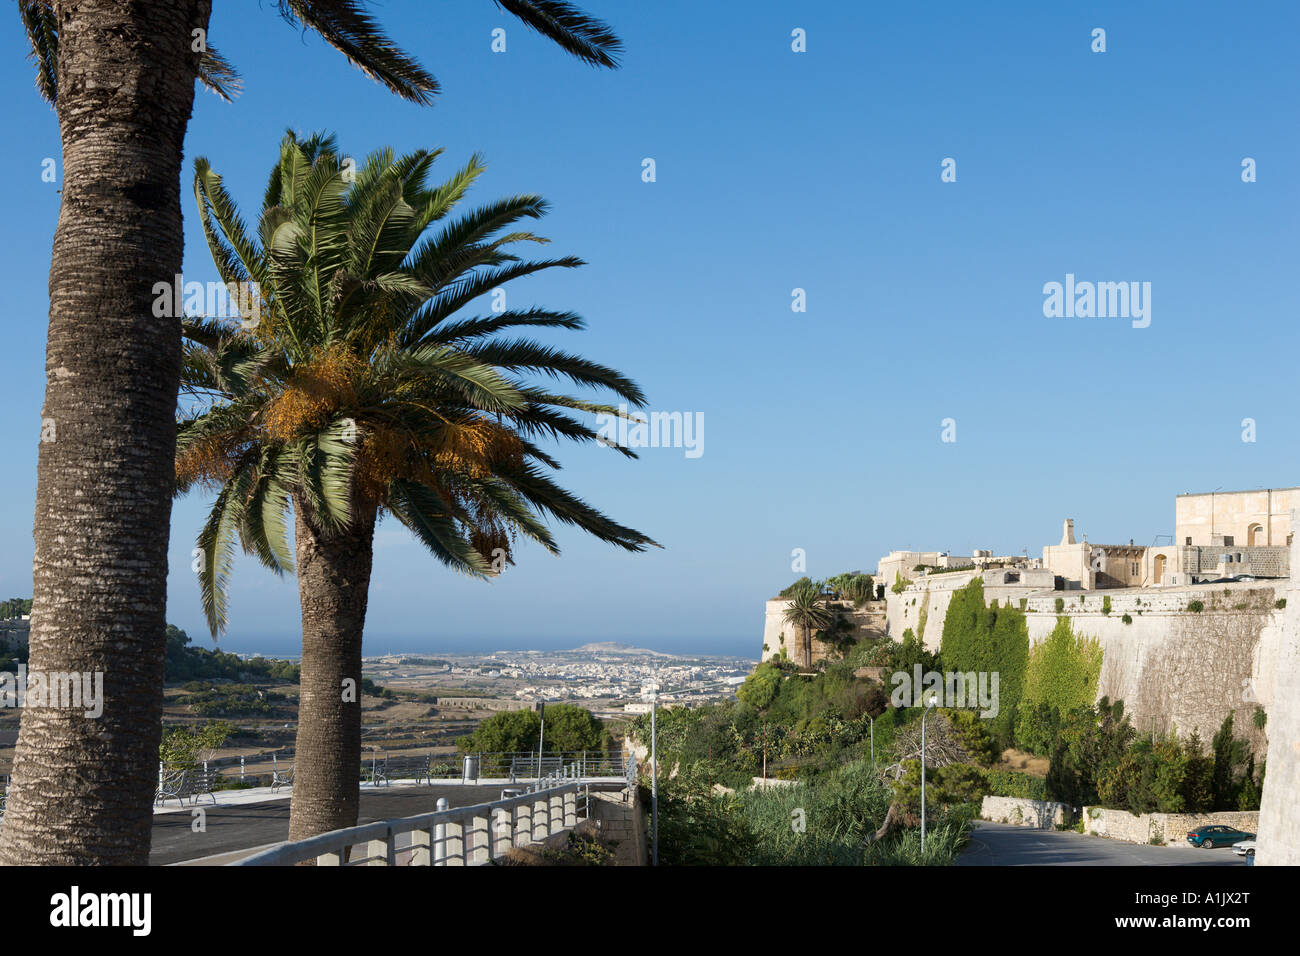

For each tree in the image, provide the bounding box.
[457,704,605,754]
[541,704,610,753]
[782,582,833,669]
[1211,711,1248,811]
[458,709,542,754]
[7,0,622,866]
[175,134,655,841]
[939,578,1029,743]
[738,661,783,780]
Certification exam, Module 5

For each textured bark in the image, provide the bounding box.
[287,500,377,844]
[0,0,209,865]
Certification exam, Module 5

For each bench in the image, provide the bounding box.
[188,769,218,806]
[363,755,430,787]
[155,768,217,807]
[271,764,293,793]
[155,768,188,807]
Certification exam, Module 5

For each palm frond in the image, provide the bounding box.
[198,44,243,101]
[492,0,623,68]
[387,479,492,575]
[19,0,57,104]
[195,453,259,636]
[278,0,439,104]
[496,461,659,552]
[465,338,647,406]
[241,447,296,574]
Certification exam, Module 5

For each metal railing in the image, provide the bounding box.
[234,764,591,866]
[154,750,630,805]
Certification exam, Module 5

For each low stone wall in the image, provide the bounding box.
[980,795,1075,829]
[433,697,528,712]
[1081,807,1259,846]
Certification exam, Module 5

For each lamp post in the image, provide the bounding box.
[921,693,939,854]
[536,699,547,785]
[642,679,659,867]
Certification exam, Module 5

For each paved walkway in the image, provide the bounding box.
[958,821,1247,866]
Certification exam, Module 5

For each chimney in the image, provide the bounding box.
[1061,519,1076,546]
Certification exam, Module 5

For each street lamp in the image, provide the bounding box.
[536,699,546,785]
[921,692,939,854]
[642,679,660,867]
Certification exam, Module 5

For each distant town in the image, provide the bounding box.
[363,642,752,717]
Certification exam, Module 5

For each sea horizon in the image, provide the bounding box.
[195,632,758,662]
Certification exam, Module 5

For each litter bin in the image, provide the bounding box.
[462,755,479,783]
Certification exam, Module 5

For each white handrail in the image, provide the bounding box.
[235,769,586,866]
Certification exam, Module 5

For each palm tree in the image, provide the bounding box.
[6,0,620,865]
[176,133,656,841]
[782,582,833,670]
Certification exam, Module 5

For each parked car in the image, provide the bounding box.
[1232,839,1256,858]
[1187,825,1256,848]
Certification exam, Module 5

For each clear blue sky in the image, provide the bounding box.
[1,2,1297,658]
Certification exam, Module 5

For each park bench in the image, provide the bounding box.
[271,760,293,793]
[188,768,218,806]
[363,754,430,786]
[155,767,188,807]
[155,767,217,807]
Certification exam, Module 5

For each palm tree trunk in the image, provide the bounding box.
[288,501,377,843]
[0,0,209,866]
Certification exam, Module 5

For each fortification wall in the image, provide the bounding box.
[760,599,885,664]
[875,572,1284,749]
[1255,516,1300,865]
[1021,585,1283,753]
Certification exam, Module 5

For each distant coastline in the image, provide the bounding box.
[193,633,758,662]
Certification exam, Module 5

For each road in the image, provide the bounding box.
[957,821,1248,866]
[150,784,517,865]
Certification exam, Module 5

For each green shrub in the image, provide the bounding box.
[1187,600,1204,613]
[1054,597,1065,613]
[1022,617,1103,716]
[1121,613,1132,624]
[985,769,1049,801]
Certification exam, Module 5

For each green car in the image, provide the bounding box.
[1186,825,1255,848]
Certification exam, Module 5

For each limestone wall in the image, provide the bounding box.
[1082,807,1259,846]
[880,574,1283,750]
[1023,584,1283,752]
[1254,514,1300,865]
[760,599,885,664]
[980,795,1075,829]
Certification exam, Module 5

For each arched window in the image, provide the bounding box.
[1153,553,1166,584]
[1248,523,1263,547]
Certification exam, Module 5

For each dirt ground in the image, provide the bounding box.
[998,747,1050,776]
